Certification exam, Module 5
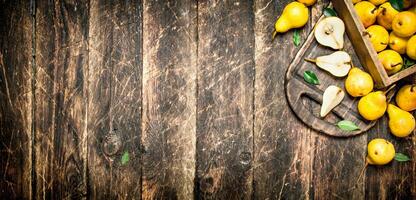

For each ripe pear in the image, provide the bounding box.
[355,1,378,28]
[345,68,374,97]
[378,50,403,75]
[314,17,345,50]
[406,35,416,60]
[367,138,395,165]
[392,11,416,38]
[305,51,351,77]
[377,2,399,30]
[273,2,309,36]
[396,84,416,111]
[321,85,345,117]
[358,91,387,120]
[297,0,316,6]
[389,32,409,54]
[366,25,389,52]
[387,104,415,137]
[368,0,388,6]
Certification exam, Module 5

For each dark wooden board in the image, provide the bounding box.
[0,1,33,199]
[141,0,197,199]
[285,15,376,137]
[196,0,255,199]
[87,0,142,199]
[34,0,89,198]
[253,0,327,199]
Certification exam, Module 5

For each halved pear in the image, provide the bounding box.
[321,85,345,117]
[305,51,352,77]
[315,17,345,49]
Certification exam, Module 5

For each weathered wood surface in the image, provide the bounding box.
[142,0,196,199]
[0,0,415,199]
[0,1,33,199]
[34,0,88,199]
[88,0,142,199]
[196,0,255,199]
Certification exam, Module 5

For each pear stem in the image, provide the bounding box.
[411,84,416,92]
[371,7,378,14]
[304,58,317,63]
[272,30,278,41]
[362,31,370,37]
[391,62,402,68]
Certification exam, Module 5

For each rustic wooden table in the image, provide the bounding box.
[1,0,415,199]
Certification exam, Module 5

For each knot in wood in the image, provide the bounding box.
[102,131,122,156]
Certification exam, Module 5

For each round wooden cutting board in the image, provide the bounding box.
[284,16,377,137]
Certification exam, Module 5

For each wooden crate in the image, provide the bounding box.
[332,0,416,88]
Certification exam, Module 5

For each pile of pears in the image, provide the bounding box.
[273,0,415,166]
[354,0,416,75]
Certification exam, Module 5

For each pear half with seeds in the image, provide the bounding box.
[305,51,352,77]
[321,85,345,117]
[315,17,345,49]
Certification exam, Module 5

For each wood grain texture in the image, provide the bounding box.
[0,1,33,199]
[87,0,142,199]
[253,0,326,199]
[141,0,197,199]
[196,0,255,199]
[34,0,89,198]
[366,115,416,199]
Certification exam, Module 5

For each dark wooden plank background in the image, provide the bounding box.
[0,0,415,199]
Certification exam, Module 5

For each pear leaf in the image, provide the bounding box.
[390,0,404,11]
[337,120,360,131]
[121,151,129,165]
[395,153,411,162]
[403,56,415,69]
[303,71,320,85]
[323,8,337,17]
[293,29,301,47]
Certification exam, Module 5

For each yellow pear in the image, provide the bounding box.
[366,25,389,52]
[297,0,316,6]
[406,35,416,60]
[345,67,374,97]
[377,2,399,30]
[352,0,362,3]
[273,2,309,35]
[396,84,416,111]
[389,32,409,54]
[387,104,415,137]
[355,1,378,28]
[367,138,395,165]
[358,91,387,120]
[369,0,388,6]
[392,11,416,37]
[378,50,403,75]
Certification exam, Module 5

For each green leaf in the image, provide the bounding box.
[403,56,416,69]
[323,8,337,17]
[121,151,129,165]
[337,120,360,131]
[390,0,404,11]
[303,71,319,85]
[395,153,411,162]
[293,29,301,47]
